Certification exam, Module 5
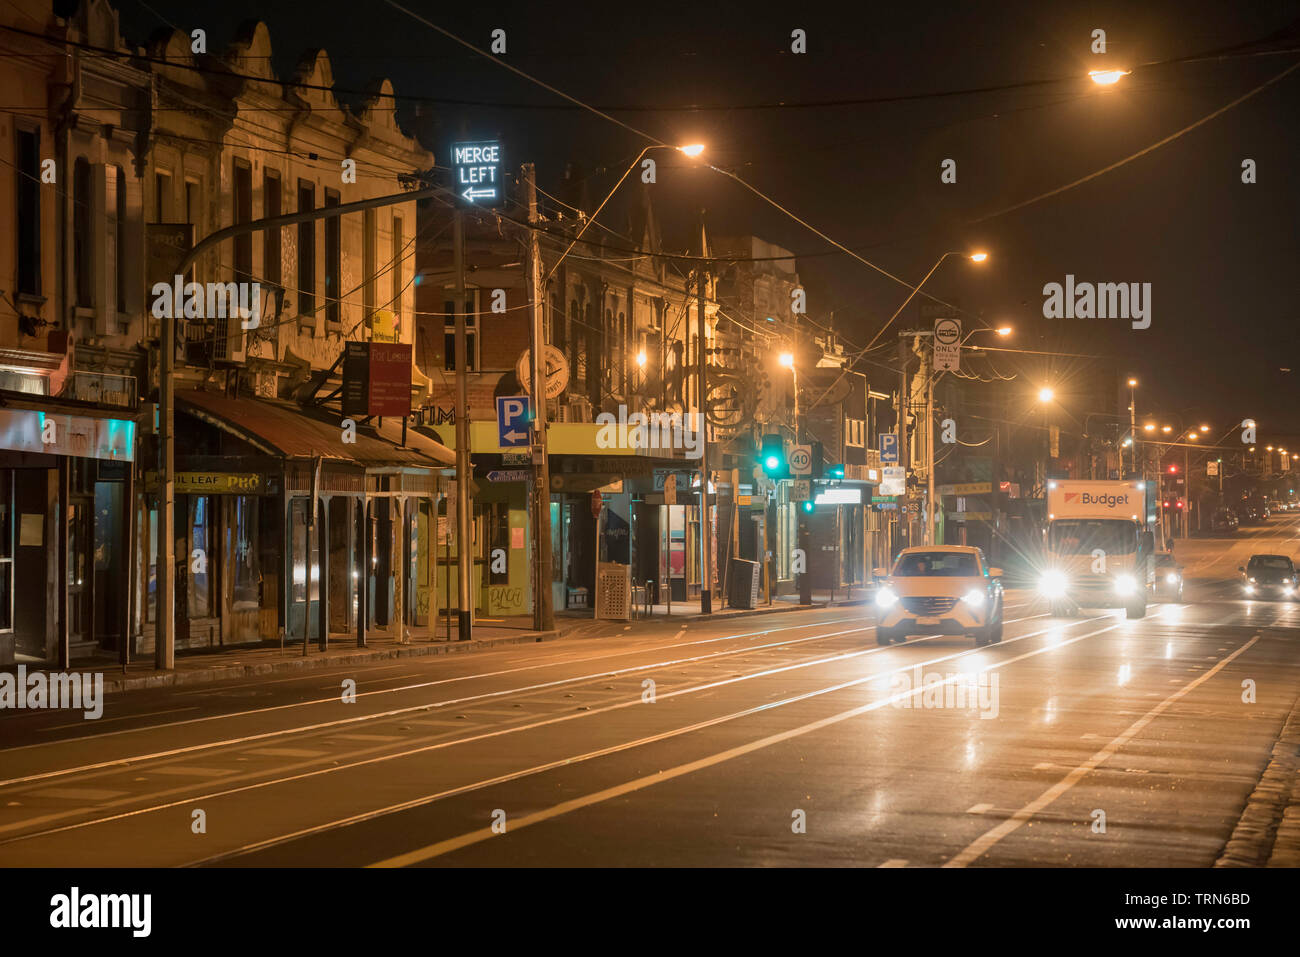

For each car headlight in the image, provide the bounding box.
[1039,570,1068,597]
[1285,578,1294,585]
[1249,577,1256,583]
[962,589,986,609]
[875,587,898,609]
[1114,574,1137,596]
[1165,573,1178,585]
[1244,584,1255,595]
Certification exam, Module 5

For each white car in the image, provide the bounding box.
[873,546,1005,646]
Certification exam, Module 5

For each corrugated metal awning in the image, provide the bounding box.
[178,390,455,468]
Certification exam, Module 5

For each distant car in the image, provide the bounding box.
[873,546,1005,646]
[1154,553,1184,601]
[1239,554,1297,600]
[1211,507,1238,532]
[1240,504,1265,525]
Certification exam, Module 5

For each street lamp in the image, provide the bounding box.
[1127,378,1139,476]
[1037,387,1056,493]
[996,325,1012,336]
[1038,387,1055,403]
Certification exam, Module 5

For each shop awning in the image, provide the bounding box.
[178,390,454,468]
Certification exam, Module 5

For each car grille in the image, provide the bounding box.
[901,596,959,615]
[1073,574,1113,589]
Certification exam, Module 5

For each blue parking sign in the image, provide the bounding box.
[880,433,899,463]
[496,395,531,448]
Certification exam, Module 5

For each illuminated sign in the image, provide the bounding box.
[0,409,134,461]
[452,141,503,206]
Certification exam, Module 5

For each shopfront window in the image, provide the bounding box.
[0,472,12,631]
[231,496,260,610]
[775,487,795,581]
[189,496,212,618]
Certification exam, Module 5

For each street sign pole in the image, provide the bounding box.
[697,225,712,615]
[453,208,473,641]
[523,165,554,633]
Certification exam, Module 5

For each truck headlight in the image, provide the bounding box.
[875,587,898,609]
[1165,573,1178,585]
[1244,584,1255,595]
[962,589,986,609]
[1039,571,1068,597]
[1114,574,1137,596]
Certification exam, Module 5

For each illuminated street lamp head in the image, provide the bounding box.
[1162,425,1172,434]
[969,252,989,263]
[1143,423,1156,432]
[1037,387,1054,403]
[1187,432,1198,440]
[1127,377,1138,387]
[996,326,1012,336]
[635,350,647,368]
[677,143,705,157]
[778,351,795,369]
[1267,445,1274,451]
[1199,424,1210,432]
[1089,68,1129,85]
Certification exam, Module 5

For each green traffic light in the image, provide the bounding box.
[765,455,780,470]
[800,500,815,513]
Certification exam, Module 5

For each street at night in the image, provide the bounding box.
[2,0,1299,941]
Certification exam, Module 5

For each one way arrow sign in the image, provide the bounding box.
[496,395,531,449]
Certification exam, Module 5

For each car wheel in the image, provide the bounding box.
[876,626,895,645]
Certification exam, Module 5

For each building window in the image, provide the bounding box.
[15,127,41,297]
[116,166,127,313]
[233,158,253,283]
[232,497,260,610]
[391,214,404,327]
[324,187,341,331]
[184,179,200,284]
[73,158,91,307]
[443,290,478,371]
[154,169,172,221]
[263,170,281,284]
[297,180,315,328]
[362,208,376,326]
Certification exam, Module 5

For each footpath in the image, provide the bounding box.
[44,587,872,694]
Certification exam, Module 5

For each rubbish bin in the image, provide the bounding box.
[727,558,761,609]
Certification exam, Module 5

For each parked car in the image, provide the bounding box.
[873,546,1005,646]
[1211,507,1238,532]
[1154,552,1184,602]
[1240,503,1265,525]
[1239,554,1297,600]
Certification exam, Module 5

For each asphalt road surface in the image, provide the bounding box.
[2,517,1299,868]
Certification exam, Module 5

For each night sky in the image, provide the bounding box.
[106,0,1300,439]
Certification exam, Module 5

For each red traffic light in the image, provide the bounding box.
[1167,465,1178,473]
[1175,500,1185,509]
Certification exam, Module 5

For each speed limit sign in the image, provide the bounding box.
[790,444,812,475]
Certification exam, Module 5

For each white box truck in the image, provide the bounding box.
[1038,479,1158,619]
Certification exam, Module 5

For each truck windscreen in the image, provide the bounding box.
[1048,519,1137,556]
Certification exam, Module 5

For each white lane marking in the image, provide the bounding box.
[332,733,404,743]
[943,633,1261,868]
[144,767,234,778]
[35,707,198,732]
[6,617,1098,850]
[879,859,908,868]
[967,803,992,814]
[365,622,1124,868]
[28,787,128,801]
[0,614,871,754]
[245,748,328,759]
[0,620,897,789]
[172,664,414,696]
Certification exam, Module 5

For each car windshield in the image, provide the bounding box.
[1155,554,1176,568]
[1248,556,1293,571]
[1048,519,1136,556]
[894,552,979,577]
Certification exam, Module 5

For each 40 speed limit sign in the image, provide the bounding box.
[789,444,813,475]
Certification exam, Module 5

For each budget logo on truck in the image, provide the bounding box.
[1065,491,1130,508]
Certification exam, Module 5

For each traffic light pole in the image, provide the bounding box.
[697,228,712,615]
[453,209,473,640]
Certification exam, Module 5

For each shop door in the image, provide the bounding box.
[67,495,93,647]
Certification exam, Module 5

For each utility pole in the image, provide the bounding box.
[453,209,473,640]
[696,212,712,615]
[522,164,554,632]
[897,336,909,551]
[925,354,936,546]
